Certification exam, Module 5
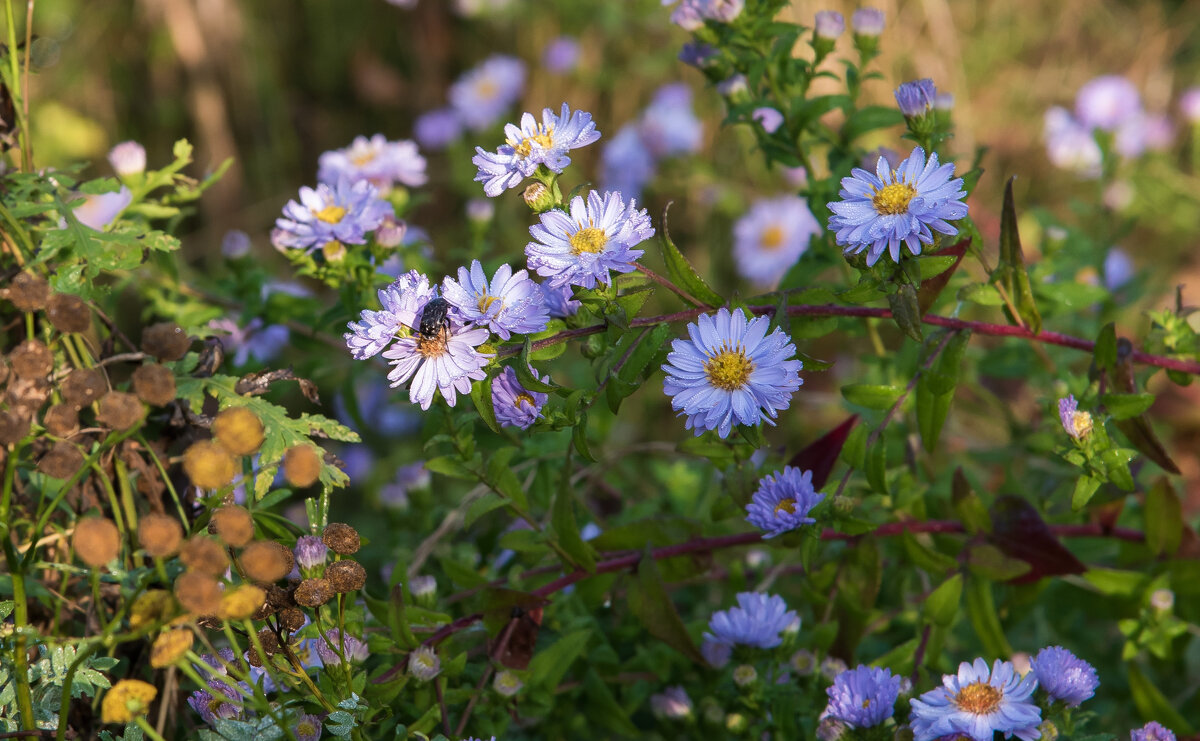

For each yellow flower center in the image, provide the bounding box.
[351,152,375,166]
[415,329,450,358]
[774,498,797,516]
[478,294,501,314]
[1071,411,1093,438]
[872,182,917,215]
[760,224,785,250]
[569,226,608,255]
[476,79,498,100]
[515,393,536,408]
[314,205,347,224]
[954,681,1003,715]
[297,721,316,735]
[704,346,754,391]
[510,125,556,158]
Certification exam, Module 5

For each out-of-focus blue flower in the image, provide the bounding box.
[491,366,549,429]
[335,379,421,439]
[814,10,845,39]
[275,179,393,253]
[381,319,492,410]
[1058,395,1093,440]
[526,190,653,289]
[294,535,327,572]
[1075,75,1141,131]
[221,229,251,259]
[827,146,968,266]
[317,135,427,192]
[443,260,549,339]
[448,55,526,132]
[316,629,369,666]
[701,637,731,668]
[540,281,581,318]
[467,198,494,222]
[934,91,955,110]
[344,269,436,360]
[661,307,803,439]
[187,679,241,727]
[472,103,601,197]
[782,165,808,188]
[70,187,132,231]
[679,41,718,68]
[1132,722,1177,741]
[745,467,824,538]
[543,36,580,73]
[380,462,428,509]
[650,686,693,719]
[1180,87,1200,123]
[208,317,289,366]
[825,664,902,728]
[1031,646,1098,707]
[716,73,749,98]
[601,124,656,200]
[641,84,703,157]
[292,715,322,741]
[909,658,1041,741]
[851,7,886,36]
[1115,112,1175,158]
[108,141,146,177]
[1044,107,1103,179]
[733,195,821,287]
[1104,247,1134,291]
[414,107,463,150]
[703,591,797,649]
[753,107,785,133]
[895,79,937,117]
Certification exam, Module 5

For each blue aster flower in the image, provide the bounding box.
[1132,722,1177,741]
[526,190,653,289]
[827,146,968,266]
[442,260,550,340]
[448,55,526,132]
[733,195,822,287]
[292,715,322,741]
[1075,75,1141,131]
[542,36,580,74]
[187,679,241,727]
[825,664,902,728]
[896,79,937,117]
[317,134,427,191]
[414,107,463,150]
[1057,395,1093,440]
[703,591,797,649]
[491,366,549,429]
[600,124,656,201]
[661,307,803,439]
[472,103,601,197]
[745,467,824,538]
[1031,646,1098,707]
[275,178,394,254]
[909,658,1041,741]
[344,270,437,360]
[639,84,703,158]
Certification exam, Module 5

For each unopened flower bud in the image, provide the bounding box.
[407,645,440,682]
[410,574,437,607]
[851,7,885,36]
[321,240,346,263]
[523,182,555,213]
[820,656,848,681]
[466,198,494,222]
[493,669,523,697]
[221,230,251,259]
[790,649,816,675]
[814,10,845,39]
[1038,720,1060,741]
[725,712,748,733]
[1150,588,1175,612]
[733,664,758,687]
[374,216,407,247]
[294,535,328,573]
[108,141,147,178]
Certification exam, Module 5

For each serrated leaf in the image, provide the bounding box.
[659,203,724,307]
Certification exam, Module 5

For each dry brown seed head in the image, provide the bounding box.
[282,445,321,488]
[138,514,184,558]
[256,628,279,656]
[131,364,176,406]
[39,442,85,480]
[46,293,91,333]
[325,559,366,593]
[179,536,230,577]
[0,410,30,445]
[8,272,50,311]
[293,578,333,607]
[174,571,223,615]
[10,340,53,380]
[150,628,194,668]
[212,506,254,547]
[240,541,292,583]
[212,407,264,456]
[182,440,236,490]
[61,368,106,407]
[73,516,120,567]
[321,522,360,555]
[141,322,191,361]
[278,607,305,632]
[43,404,79,437]
[96,391,144,431]
[246,646,263,667]
[266,583,293,610]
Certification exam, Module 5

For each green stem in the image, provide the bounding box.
[2,540,36,737]
[134,715,169,741]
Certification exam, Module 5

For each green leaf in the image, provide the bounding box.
[923,573,963,626]
[1094,323,1118,374]
[516,341,558,392]
[841,384,904,410]
[958,282,1005,306]
[572,413,596,463]
[423,456,476,480]
[900,531,957,575]
[965,577,1012,658]
[1126,663,1195,734]
[841,105,906,142]
[528,629,592,692]
[917,255,960,281]
[465,491,508,528]
[1100,392,1155,420]
[1101,447,1136,491]
[870,638,921,677]
[1071,475,1102,511]
[1082,568,1145,597]
[582,669,640,736]
[552,486,596,572]
[627,548,706,664]
[865,439,888,495]
[917,330,970,452]
[887,284,923,341]
[1144,478,1183,557]
[658,203,724,307]
[952,468,991,535]
[996,177,1042,333]
[470,369,501,434]
[967,543,1032,581]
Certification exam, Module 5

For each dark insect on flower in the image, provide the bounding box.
[417,297,452,339]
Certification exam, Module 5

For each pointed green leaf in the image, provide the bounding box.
[997,177,1042,333]
[1145,478,1183,557]
[1100,392,1155,420]
[658,203,724,308]
[965,577,1012,658]
[887,284,923,341]
[552,485,596,572]
[923,573,963,626]
[627,548,706,664]
[1071,475,1102,511]
[1126,663,1195,734]
[470,369,501,434]
[841,384,904,410]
